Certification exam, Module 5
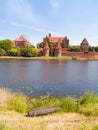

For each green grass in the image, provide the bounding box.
[1,89,98,116]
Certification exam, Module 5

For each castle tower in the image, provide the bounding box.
[43,40,49,56]
[55,40,62,57]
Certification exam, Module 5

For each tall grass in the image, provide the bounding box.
[79,92,98,116]
[1,88,98,116]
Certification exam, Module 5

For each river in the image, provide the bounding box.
[0,59,98,97]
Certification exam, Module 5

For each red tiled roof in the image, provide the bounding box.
[81,38,89,45]
[48,37,64,43]
[15,35,29,42]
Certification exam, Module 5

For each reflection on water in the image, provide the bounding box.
[0,59,98,97]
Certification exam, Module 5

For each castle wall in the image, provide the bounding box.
[62,52,98,59]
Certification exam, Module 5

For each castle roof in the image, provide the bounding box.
[48,37,64,43]
[81,38,89,45]
[15,35,30,42]
[44,33,65,43]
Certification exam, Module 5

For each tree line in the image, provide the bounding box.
[0,39,39,57]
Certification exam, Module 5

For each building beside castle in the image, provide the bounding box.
[80,38,89,52]
[13,35,31,48]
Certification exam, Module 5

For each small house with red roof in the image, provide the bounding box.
[80,38,89,52]
[14,35,31,48]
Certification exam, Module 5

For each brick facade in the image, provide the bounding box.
[14,35,31,48]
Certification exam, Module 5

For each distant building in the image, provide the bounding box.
[80,38,89,52]
[14,35,31,48]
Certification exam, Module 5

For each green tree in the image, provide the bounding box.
[69,46,81,52]
[0,39,13,53]
[48,42,56,48]
[31,48,39,57]
[89,46,95,52]
[0,48,6,56]
[9,48,20,56]
[20,48,39,57]
[94,46,98,52]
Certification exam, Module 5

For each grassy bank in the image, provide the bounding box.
[0,56,96,60]
[0,89,98,116]
[0,89,98,129]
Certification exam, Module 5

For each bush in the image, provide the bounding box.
[20,47,39,57]
[69,46,81,52]
[7,93,27,113]
[0,39,13,53]
[94,46,98,52]
[80,92,98,105]
[79,92,98,116]
[0,48,6,56]
[8,48,18,56]
[59,97,76,112]
[89,46,95,52]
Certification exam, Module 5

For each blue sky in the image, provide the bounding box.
[0,0,98,46]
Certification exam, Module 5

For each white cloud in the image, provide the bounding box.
[4,0,38,23]
[0,19,58,35]
[50,0,59,16]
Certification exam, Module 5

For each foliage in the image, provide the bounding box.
[0,48,6,56]
[20,47,39,57]
[94,46,98,52]
[9,48,18,56]
[88,46,95,52]
[7,93,27,113]
[69,46,81,52]
[28,95,61,109]
[1,89,98,116]
[0,39,13,53]
[48,42,56,48]
[80,92,98,105]
[79,92,98,116]
[39,42,44,48]
[39,42,56,48]
[59,97,76,112]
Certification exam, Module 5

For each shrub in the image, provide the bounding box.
[7,93,27,113]
[0,48,6,56]
[59,97,76,112]
[80,92,98,105]
[20,47,39,57]
[0,39,13,53]
[69,46,81,52]
[94,46,98,52]
[79,92,98,116]
[8,48,18,56]
[28,95,61,109]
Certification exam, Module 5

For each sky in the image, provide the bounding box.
[0,0,98,46]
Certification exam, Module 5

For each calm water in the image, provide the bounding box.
[0,59,98,97]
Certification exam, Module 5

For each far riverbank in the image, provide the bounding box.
[0,56,97,60]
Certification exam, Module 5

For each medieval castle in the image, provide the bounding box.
[37,33,90,58]
[12,33,98,58]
